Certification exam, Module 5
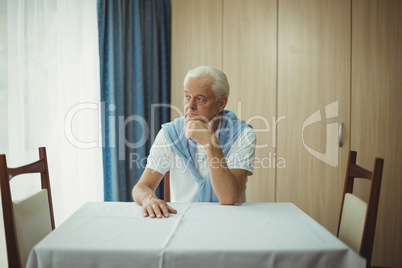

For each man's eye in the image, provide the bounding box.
[198,97,205,102]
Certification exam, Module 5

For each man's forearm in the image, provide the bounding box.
[132,183,157,205]
[206,137,243,205]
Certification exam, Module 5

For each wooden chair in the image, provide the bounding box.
[164,171,170,202]
[337,151,384,268]
[0,147,55,268]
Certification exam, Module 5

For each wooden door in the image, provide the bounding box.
[351,1,402,266]
[276,0,351,234]
[223,0,277,201]
[171,0,223,119]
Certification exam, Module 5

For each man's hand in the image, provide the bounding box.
[142,195,177,218]
[184,119,216,146]
[132,168,177,219]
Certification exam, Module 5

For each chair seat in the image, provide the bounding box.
[337,151,384,268]
[338,193,367,253]
[1,147,55,268]
[13,189,53,267]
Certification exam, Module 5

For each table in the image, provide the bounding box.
[26,202,365,268]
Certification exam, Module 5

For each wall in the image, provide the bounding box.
[351,0,402,266]
[171,0,402,267]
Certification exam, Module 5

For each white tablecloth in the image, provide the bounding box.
[26,202,365,268]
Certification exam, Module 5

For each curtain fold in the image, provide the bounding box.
[98,0,171,201]
[2,0,103,226]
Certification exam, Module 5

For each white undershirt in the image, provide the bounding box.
[146,127,256,203]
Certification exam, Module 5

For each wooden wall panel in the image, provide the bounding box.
[276,0,351,234]
[351,1,402,266]
[223,0,277,202]
[171,0,223,119]
[171,1,401,266]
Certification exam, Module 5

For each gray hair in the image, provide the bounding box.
[183,66,230,99]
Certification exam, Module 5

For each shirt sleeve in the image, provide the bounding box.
[226,127,257,175]
[146,129,171,175]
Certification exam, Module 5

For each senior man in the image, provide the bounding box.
[132,66,256,218]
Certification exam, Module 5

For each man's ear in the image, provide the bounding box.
[218,95,228,112]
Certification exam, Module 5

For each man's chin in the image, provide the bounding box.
[185,114,194,121]
[185,114,208,122]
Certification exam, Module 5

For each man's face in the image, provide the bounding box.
[183,77,226,122]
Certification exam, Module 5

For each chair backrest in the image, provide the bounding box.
[0,147,55,268]
[164,171,170,202]
[337,150,384,267]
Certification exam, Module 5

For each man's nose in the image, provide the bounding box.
[187,98,196,110]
